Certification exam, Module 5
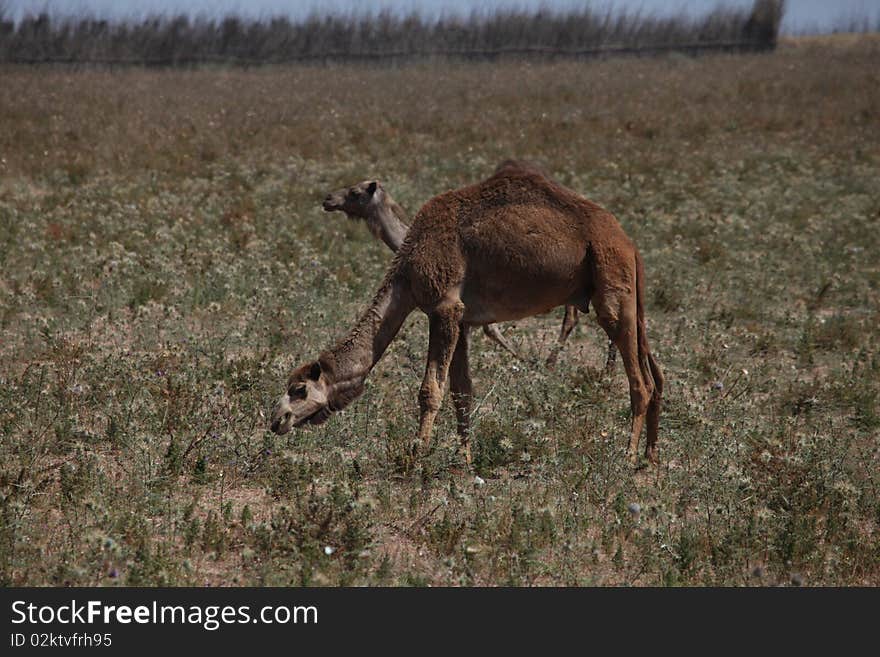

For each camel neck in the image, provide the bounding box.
[320,275,413,386]
[368,199,410,252]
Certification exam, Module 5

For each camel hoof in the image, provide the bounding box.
[629,451,658,470]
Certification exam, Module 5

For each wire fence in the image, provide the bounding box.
[0,1,784,68]
[0,41,780,67]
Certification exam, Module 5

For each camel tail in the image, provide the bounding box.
[635,249,664,458]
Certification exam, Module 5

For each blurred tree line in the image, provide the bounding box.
[0,1,785,65]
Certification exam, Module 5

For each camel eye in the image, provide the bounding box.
[289,385,307,399]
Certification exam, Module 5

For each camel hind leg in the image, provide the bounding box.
[644,351,664,463]
[592,287,653,464]
[634,249,663,464]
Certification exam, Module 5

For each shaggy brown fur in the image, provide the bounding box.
[322,163,617,370]
[322,178,520,357]
[491,160,617,369]
[272,169,663,465]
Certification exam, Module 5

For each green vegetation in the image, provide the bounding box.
[0,35,878,585]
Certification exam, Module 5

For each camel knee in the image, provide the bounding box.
[435,299,465,322]
[418,384,441,413]
[595,306,621,339]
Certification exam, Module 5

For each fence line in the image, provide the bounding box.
[0,40,776,67]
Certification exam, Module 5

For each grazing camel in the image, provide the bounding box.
[271,168,663,465]
[321,162,617,370]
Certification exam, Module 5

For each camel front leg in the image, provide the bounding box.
[417,301,464,452]
[450,325,473,467]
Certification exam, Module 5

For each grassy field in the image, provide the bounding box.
[1,35,878,586]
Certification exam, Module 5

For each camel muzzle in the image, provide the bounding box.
[269,406,292,435]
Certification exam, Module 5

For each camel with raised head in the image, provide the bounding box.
[321,161,617,370]
[271,168,663,465]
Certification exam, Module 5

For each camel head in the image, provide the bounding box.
[269,359,364,435]
[322,180,382,219]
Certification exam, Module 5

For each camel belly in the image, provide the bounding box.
[462,299,565,325]
[458,211,589,324]
[460,268,585,324]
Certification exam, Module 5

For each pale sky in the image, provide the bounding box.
[3,1,879,34]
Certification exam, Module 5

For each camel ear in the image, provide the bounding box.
[366,181,378,196]
[308,361,322,381]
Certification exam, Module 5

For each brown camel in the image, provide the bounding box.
[271,168,663,465]
[321,161,617,370]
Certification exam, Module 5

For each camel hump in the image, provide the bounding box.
[492,158,552,179]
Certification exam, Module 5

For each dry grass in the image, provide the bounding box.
[1,35,879,586]
[0,35,875,184]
